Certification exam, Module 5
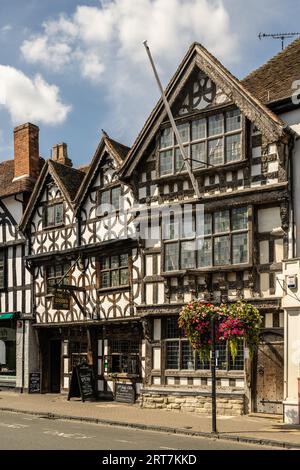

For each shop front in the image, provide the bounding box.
[0,313,18,389]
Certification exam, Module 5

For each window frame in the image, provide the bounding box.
[157,107,244,177]
[105,339,140,376]
[97,184,123,216]
[45,263,71,295]
[97,253,130,290]
[163,317,244,372]
[43,201,65,229]
[163,206,250,272]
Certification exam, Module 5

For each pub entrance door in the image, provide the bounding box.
[254,332,284,414]
[50,339,61,393]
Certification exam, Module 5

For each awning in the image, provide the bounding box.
[0,312,18,320]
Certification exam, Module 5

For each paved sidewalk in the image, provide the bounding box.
[0,391,300,449]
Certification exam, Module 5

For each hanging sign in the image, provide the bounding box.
[52,288,71,310]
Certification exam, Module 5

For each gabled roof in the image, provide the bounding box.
[20,159,85,231]
[242,36,300,104]
[0,158,45,199]
[120,42,287,178]
[74,132,130,211]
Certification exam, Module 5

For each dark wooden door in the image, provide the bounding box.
[255,338,284,414]
[50,340,61,393]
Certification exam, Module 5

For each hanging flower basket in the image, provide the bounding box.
[178,300,225,361]
[179,300,262,364]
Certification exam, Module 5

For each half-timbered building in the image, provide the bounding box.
[0,123,44,390]
[20,39,300,417]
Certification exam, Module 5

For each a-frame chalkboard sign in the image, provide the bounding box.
[67,363,96,402]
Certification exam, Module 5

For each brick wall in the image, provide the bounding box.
[13,123,40,180]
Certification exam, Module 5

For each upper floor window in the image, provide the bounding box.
[0,250,6,290]
[159,109,242,176]
[44,202,64,228]
[98,186,122,215]
[46,263,70,294]
[164,206,248,271]
[99,254,129,289]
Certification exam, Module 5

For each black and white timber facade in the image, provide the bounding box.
[18,40,300,417]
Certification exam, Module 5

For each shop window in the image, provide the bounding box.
[105,340,140,375]
[43,202,64,228]
[164,317,244,371]
[0,322,16,377]
[99,254,129,288]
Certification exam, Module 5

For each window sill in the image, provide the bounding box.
[97,284,131,294]
[104,373,139,379]
[162,264,252,276]
[164,370,244,377]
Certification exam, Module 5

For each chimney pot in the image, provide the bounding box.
[52,143,72,167]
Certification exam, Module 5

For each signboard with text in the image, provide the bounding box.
[52,288,70,310]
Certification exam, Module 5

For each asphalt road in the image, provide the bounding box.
[0,410,271,450]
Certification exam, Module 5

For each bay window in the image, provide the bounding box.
[159,108,242,176]
[164,206,249,271]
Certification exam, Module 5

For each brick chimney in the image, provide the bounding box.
[13,123,40,181]
[52,143,72,167]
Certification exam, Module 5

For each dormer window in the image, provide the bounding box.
[44,202,64,228]
[159,109,242,176]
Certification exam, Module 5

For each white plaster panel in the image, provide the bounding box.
[275,239,284,262]
[252,147,261,158]
[167,377,175,385]
[153,348,161,370]
[258,207,281,232]
[98,340,103,356]
[153,319,161,341]
[260,240,269,264]
[152,377,161,385]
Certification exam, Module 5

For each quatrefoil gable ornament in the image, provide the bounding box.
[177,71,216,116]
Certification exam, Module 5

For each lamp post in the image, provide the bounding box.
[210,313,217,434]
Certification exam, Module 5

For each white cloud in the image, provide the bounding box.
[21,0,237,81]
[20,0,238,140]
[0,65,71,125]
[1,24,12,34]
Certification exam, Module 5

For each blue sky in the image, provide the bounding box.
[0,0,300,167]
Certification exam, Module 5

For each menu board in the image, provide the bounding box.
[28,372,41,394]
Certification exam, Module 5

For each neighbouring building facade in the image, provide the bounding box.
[15,38,300,421]
[0,123,43,390]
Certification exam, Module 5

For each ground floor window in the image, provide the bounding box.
[106,340,140,375]
[164,317,244,371]
[0,321,16,377]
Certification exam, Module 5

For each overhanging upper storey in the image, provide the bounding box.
[120,42,288,180]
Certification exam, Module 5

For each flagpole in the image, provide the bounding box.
[142,40,201,199]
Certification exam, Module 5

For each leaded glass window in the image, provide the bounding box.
[44,203,64,228]
[158,108,242,176]
[164,206,249,271]
[99,253,129,288]
[164,317,244,371]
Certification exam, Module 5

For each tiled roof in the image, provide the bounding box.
[0,158,44,198]
[105,137,130,161]
[242,37,300,104]
[49,160,86,202]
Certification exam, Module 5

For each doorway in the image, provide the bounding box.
[254,333,284,414]
[50,340,61,393]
